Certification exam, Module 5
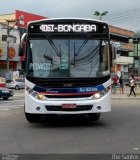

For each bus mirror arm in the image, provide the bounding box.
[18,46,24,56]
[19,33,27,56]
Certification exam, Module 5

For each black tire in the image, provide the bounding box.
[15,85,20,90]
[88,113,101,121]
[25,112,42,123]
[3,97,9,100]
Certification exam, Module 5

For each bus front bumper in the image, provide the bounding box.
[25,92,111,115]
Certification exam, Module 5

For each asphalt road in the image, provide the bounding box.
[0,92,140,154]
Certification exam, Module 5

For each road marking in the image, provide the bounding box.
[2,99,24,102]
[0,108,10,111]
[0,104,24,108]
[133,147,139,151]
[0,104,24,111]
[11,107,23,109]
[0,106,23,111]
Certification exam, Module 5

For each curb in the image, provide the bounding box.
[111,94,140,99]
[111,97,140,100]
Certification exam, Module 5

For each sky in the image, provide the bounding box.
[0,0,140,31]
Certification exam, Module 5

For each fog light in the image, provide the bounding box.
[97,106,102,110]
[36,106,41,111]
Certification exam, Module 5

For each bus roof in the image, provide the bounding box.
[27,17,109,27]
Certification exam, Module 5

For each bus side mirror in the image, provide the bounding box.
[19,33,26,56]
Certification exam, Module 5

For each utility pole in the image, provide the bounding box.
[6,20,10,76]
[136,38,139,76]
[137,39,140,77]
[133,37,140,77]
[5,18,23,79]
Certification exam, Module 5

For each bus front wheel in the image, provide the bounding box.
[25,112,42,123]
[88,113,101,121]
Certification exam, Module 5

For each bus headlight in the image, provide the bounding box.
[26,87,46,100]
[32,91,46,100]
[94,93,101,99]
[91,86,110,99]
[36,93,46,100]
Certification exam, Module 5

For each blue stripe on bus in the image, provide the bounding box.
[33,85,105,93]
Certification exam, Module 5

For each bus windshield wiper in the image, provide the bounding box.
[48,39,61,57]
[74,39,88,56]
[72,40,88,66]
[43,54,53,65]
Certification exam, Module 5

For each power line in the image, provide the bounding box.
[106,8,140,21]
[108,14,140,23]
[102,7,140,30]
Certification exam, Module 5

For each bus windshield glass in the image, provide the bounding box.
[26,38,110,78]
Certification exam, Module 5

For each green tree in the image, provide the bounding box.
[93,11,108,20]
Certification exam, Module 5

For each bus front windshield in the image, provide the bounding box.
[26,38,110,78]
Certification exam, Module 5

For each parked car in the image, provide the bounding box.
[0,87,14,100]
[6,79,25,90]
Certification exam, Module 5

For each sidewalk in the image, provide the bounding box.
[111,86,140,99]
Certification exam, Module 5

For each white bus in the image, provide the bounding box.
[20,18,112,123]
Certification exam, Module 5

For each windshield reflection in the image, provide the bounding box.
[26,39,110,78]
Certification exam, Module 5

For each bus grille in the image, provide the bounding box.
[45,94,93,98]
[45,105,93,111]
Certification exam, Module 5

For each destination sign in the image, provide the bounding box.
[28,19,109,36]
[39,24,97,33]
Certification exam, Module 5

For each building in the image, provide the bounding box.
[0,10,46,79]
[0,22,20,79]
[129,37,140,76]
[109,25,134,79]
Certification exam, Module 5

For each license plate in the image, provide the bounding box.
[2,91,9,93]
[62,104,76,109]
